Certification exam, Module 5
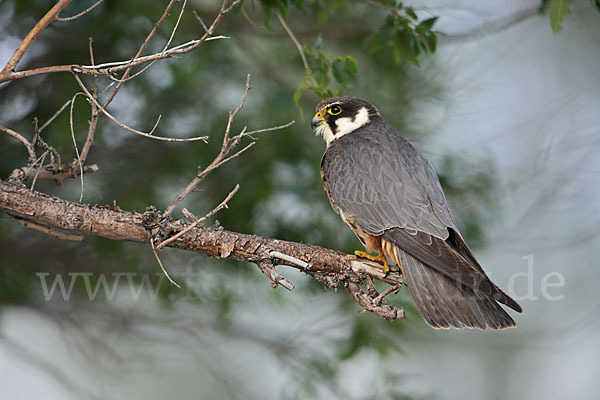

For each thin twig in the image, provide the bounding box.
[112,0,188,85]
[275,11,309,72]
[39,99,72,132]
[211,142,255,171]
[0,35,229,84]
[256,258,295,291]
[164,0,187,52]
[241,5,265,30]
[100,0,178,109]
[372,284,402,305]
[16,218,84,241]
[79,37,99,165]
[55,0,104,22]
[231,121,295,144]
[0,123,37,161]
[162,77,296,218]
[12,163,99,182]
[73,73,209,143]
[269,251,312,269]
[0,0,239,84]
[30,151,49,191]
[275,11,318,87]
[69,92,86,202]
[1,0,73,73]
[193,10,210,33]
[157,184,239,251]
[150,237,181,288]
[346,282,405,321]
[31,133,61,169]
[163,74,252,217]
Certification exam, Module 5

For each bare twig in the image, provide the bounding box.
[15,218,84,241]
[10,163,99,182]
[193,10,211,33]
[346,282,405,321]
[269,251,312,270]
[1,0,73,73]
[163,74,252,216]
[275,11,309,72]
[100,0,178,109]
[241,5,266,30]
[32,121,61,167]
[0,36,228,84]
[181,208,198,223]
[0,0,237,85]
[73,73,209,143]
[442,5,540,42]
[164,0,187,51]
[229,121,295,144]
[29,151,49,191]
[157,184,239,251]
[372,284,402,305]
[69,92,86,201]
[39,99,72,133]
[78,37,99,166]
[112,0,189,85]
[55,0,104,22]
[0,124,37,161]
[163,75,294,217]
[150,237,181,288]
[275,11,318,87]
[257,258,295,291]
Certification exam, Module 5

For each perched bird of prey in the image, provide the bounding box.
[311,96,522,329]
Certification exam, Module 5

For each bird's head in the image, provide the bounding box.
[311,96,380,145]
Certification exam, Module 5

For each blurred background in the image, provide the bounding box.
[1,0,599,399]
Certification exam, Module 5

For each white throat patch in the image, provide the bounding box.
[316,106,371,146]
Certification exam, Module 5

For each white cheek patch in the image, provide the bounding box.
[315,123,336,145]
[334,106,370,139]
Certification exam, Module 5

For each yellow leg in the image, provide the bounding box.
[354,250,390,274]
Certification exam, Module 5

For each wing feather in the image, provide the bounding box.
[322,120,455,239]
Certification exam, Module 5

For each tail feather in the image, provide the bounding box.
[397,250,516,330]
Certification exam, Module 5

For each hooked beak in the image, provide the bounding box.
[311,112,324,130]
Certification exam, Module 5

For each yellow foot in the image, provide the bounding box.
[354,250,390,274]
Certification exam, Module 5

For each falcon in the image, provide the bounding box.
[311,96,522,329]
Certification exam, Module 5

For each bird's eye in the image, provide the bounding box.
[328,105,342,115]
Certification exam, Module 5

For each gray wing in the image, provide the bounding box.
[321,119,455,240]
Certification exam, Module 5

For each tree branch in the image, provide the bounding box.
[0,0,240,85]
[9,163,99,183]
[0,178,405,321]
[55,0,104,22]
[1,0,73,73]
[0,123,37,161]
[163,74,294,217]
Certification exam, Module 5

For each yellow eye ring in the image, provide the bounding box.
[328,105,342,115]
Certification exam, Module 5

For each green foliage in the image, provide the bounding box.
[549,0,572,34]
[367,8,439,66]
[293,44,358,104]
[282,2,439,104]
[543,0,599,34]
